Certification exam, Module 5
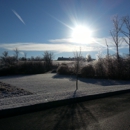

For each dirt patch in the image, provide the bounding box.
[0,81,32,99]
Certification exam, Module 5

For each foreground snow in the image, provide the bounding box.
[0,73,130,110]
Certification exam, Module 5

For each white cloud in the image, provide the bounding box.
[0,43,97,52]
[20,52,24,55]
[0,36,129,53]
[49,38,94,45]
[12,9,25,25]
[49,38,70,43]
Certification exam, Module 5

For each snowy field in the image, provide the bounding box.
[0,73,130,95]
[0,73,130,110]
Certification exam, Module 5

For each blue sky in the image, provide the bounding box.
[0,0,130,59]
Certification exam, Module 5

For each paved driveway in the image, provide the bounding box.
[0,93,130,130]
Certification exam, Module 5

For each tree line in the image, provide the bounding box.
[0,48,54,65]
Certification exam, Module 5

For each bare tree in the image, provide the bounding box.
[121,16,130,56]
[0,51,8,65]
[0,51,16,66]
[121,16,130,77]
[43,51,54,71]
[73,48,82,90]
[86,54,92,62]
[24,52,27,61]
[2,51,8,57]
[110,16,124,60]
[105,39,109,57]
[13,48,19,62]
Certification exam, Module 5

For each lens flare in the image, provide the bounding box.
[71,25,94,43]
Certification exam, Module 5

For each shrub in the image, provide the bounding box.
[92,56,130,80]
[43,51,54,71]
[57,64,70,75]
[81,64,95,77]
[94,58,107,78]
[0,61,46,76]
[18,61,46,74]
[105,57,120,79]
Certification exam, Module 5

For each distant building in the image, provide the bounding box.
[57,56,87,61]
[57,57,72,61]
[57,56,96,61]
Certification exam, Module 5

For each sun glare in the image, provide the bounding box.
[71,25,94,43]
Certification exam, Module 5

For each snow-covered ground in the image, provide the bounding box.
[0,73,130,94]
[0,73,130,110]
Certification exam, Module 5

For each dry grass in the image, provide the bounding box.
[0,82,32,99]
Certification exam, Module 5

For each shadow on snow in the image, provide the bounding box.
[52,74,130,86]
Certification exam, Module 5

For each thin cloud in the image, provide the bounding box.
[49,38,94,45]
[12,9,25,25]
[0,37,129,53]
[20,52,24,55]
[49,38,71,43]
[0,43,97,52]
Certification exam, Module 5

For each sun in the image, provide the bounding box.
[71,25,93,43]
